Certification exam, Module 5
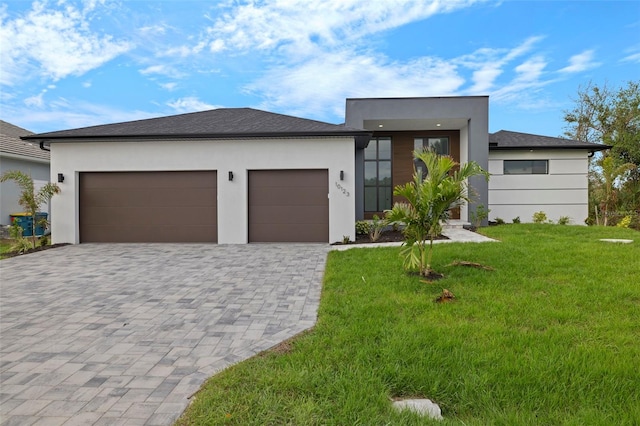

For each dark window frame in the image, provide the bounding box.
[364,137,393,213]
[413,136,450,179]
[503,160,549,175]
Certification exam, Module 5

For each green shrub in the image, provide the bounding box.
[512,216,521,224]
[494,217,505,225]
[616,215,632,228]
[39,234,50,247]
[355,221,370,235]
[533,211,548,224]
[368,215,387,242]
[8,224,31,254]
[470,204,490,228]
[557,216,571,225]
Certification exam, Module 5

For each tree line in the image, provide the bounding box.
[563,80,639,229]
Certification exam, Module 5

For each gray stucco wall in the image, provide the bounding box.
[345,97,489,222]
[0,157,51,225]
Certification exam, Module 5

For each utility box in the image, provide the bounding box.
[9,212,48,237]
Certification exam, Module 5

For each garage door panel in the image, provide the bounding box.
[250,170,326,187]
[84,188,217,208]
[249,170,328,243]
[82,206,216,227]
[84,225,216,243]
[80,171,217,243]
[250,206,328,224]
[249,224,328,243]
[250,187,328,206]
[82,171,215,189]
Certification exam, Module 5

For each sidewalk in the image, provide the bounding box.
[330,227,496,251]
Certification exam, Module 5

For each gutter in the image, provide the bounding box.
[21,130,373,143]
[489,144,612,153]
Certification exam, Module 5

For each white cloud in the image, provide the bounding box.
[139,24,168,35]
[621,51,640,63]
[139,64,186,79]
[0,0,132,85]
[209,39,225,53]
[558,49,600,73]
[166,97,220,113]
[140,65,168,75]
[24,93,45,107]
[206,0,487,56]
[491,56,552,103]
[2,99,158,133]
[247,50,465,120]
[514,56,547,82]
[160,82,178,91]
[457,36,545,94]
[245,35,560,118]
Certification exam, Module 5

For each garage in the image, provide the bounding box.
[248,169,329,243]
[79,171,217,243]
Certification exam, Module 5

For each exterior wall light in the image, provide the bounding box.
[340,170,344,181]
[57,173,64,183]
[228,171,234,181]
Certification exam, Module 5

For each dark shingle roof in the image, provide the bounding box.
[23,108,370,142]
[489,130,610,152]
[0,120,49,161]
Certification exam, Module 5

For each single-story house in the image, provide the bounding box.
[0,120,51,226]
[488,130,609,224]
[22,96,607,244]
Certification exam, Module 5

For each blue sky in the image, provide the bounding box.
[1,0,639,136]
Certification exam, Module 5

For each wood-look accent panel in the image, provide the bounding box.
[366,131,461,219]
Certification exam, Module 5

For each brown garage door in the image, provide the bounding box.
[80,171,217,243]
[249,169,328,243]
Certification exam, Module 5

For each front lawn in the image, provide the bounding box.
[177,224,640,425]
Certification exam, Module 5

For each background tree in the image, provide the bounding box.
[591,156,634,226]
[563,81,640,226]
[0,170,60,249]
[386,150,488,278]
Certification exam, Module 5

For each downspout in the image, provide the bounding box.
[39,141,50,151]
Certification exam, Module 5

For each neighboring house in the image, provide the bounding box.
[21,97,607,245]
[488,130,608,224]
[0,120,51,226]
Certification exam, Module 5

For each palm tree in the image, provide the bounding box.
[386,150,488,278]
[1,170,60,249]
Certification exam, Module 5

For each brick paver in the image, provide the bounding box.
[0,244,327,425]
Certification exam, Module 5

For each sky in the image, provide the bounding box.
[1,0,639,136]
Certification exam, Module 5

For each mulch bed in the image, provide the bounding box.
[1,243,70,259]
[333,230,449,245]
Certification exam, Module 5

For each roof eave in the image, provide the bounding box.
[22,130,372,142]
[0,151,50,164]
[489,144,612,153]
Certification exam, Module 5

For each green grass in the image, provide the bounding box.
[0,240,14,258]
[177,224,640,425]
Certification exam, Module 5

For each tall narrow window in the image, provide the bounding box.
[413,137,449,178]
[364,137,392,212]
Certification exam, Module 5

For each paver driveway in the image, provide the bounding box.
[0,243,328,425]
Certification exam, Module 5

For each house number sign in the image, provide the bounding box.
[335,181,350,197]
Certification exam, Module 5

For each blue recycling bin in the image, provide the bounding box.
[9,212,48,237]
